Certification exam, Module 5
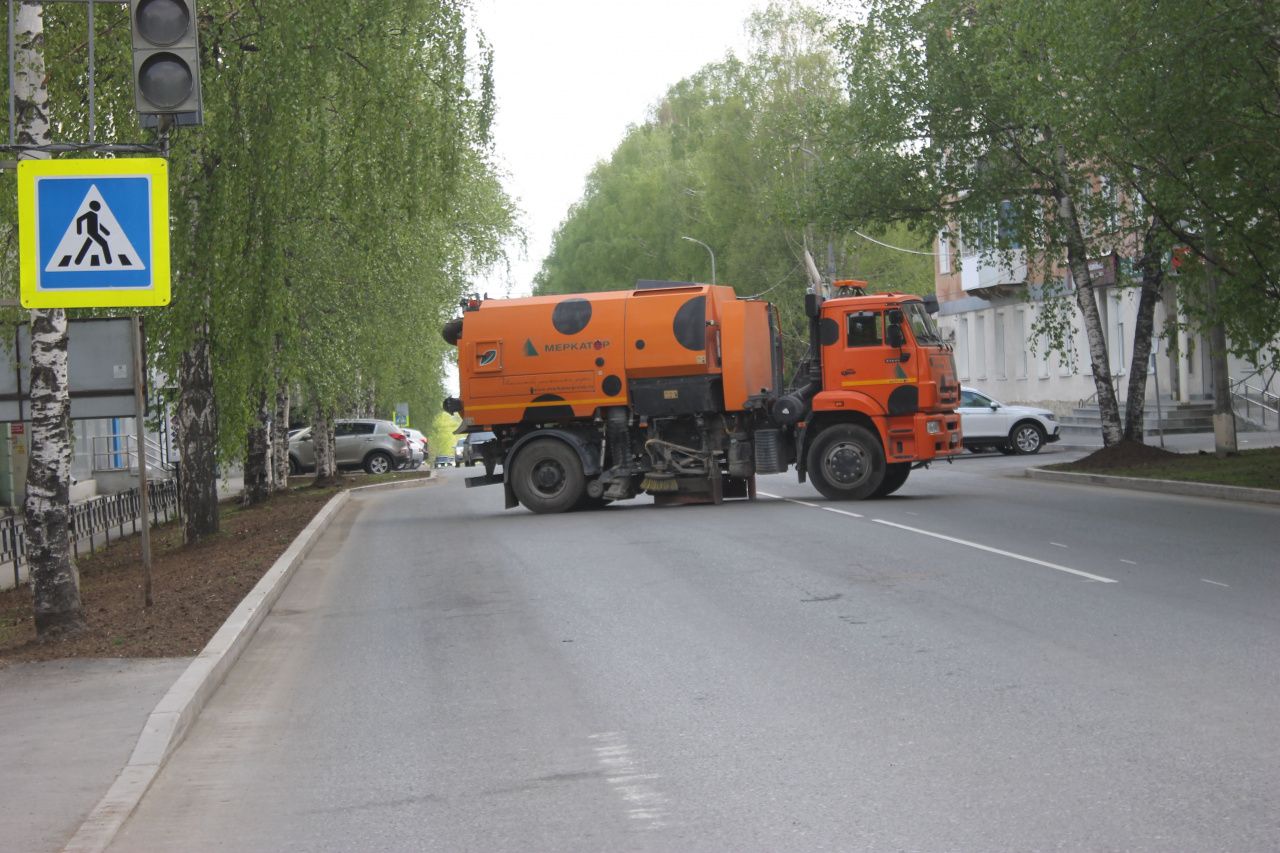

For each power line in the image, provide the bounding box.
[852,229,940,257]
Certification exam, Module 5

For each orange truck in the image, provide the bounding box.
[441,279,962,513]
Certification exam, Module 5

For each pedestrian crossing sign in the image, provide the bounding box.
[17,158,170,308]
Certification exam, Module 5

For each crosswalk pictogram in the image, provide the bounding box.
[44,185,145,272]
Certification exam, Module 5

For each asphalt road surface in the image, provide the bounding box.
[111,453,1280,851]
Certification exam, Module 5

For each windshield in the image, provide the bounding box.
[902,302,943,344]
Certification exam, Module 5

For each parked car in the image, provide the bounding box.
[958,387,1060,455]
[459,431,497,467]
[401,427,429,469]
[288,419,413,475]
[454,438,467,466]
[434,454,454,468]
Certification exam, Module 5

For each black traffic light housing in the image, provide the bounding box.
[129,0,202,125]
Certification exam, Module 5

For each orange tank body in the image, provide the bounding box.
[457,283,778,428]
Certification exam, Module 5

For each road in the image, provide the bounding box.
[111,452,1280,851]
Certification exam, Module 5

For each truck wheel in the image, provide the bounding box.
[511,439,585,514]
[806,424,885,500]
[873,462,911,497]
[1009,422,1045,455]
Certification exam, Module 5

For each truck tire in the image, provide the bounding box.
[511,438,586,514]
[873,462,911,497]
[806,424,885,500]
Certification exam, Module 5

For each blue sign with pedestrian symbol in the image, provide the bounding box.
[18,158,170,308]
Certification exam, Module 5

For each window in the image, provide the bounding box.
[846,311,883,347]
[904,302,942,344]
[997,200,1022,249]
[349,422,375,435]
[1037,331,1051,379]
[938,231,951,274]
[994,311,1007,380]
[956,318,970,380]
[960,389,992,408]
[1015,308,1028,379]
[974,314,987,380]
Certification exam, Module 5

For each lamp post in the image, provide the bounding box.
[681,235,716,285]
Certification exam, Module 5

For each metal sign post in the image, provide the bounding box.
[131,314,152,606]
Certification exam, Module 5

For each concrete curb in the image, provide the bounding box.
[1026,466,1280,506]
[63,476,433,853]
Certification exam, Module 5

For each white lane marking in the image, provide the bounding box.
[822,506,864,519]
[759,491,1118,584]
[871,518,1119,583]
[588,732,667,828]
[1201,579,1230,588]
[1050,542,1069,549]
[1120,559,1138,565]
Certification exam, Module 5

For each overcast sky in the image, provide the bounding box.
[469,0,768,298]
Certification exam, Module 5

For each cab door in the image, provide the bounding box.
[824,307,915,413]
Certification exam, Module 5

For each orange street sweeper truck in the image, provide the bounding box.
[441,279,962,513]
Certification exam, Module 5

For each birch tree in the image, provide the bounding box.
[14,0,84,637]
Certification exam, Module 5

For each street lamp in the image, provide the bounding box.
[681,235,716,285]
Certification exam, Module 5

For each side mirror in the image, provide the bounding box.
[886,324,906,348]
[887,308,904,326]
[989,401,999,411]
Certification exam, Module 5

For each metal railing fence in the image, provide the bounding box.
[1230,373,1279,430]
[90,433,171,474]
[1,479,181,589]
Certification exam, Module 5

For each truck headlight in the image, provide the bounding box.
[926,420,941,434]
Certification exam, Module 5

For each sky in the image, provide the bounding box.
[468,0,769,299]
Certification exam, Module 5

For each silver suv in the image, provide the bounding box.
[288,419,412,475]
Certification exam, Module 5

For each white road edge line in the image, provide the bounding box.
[821,506,864,519]
[1201,579,1230,588]
[759,491,1118,584]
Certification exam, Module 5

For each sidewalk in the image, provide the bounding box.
[0,658,190,853]
[1057,427,1280,453]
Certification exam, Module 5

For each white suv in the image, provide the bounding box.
[958,387,1060,455]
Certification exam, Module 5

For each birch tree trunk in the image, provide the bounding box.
[1205,261,1238,457]
[242,390,271,505]
[1053,149,1123,446]
[271,384,291,489]
[177,318,220,542]
[1122,228,1165,443]
[17,1,84,638]
[312,407,339,485]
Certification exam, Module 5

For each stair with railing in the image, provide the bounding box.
[1231,372,1279,431]
[1056,398,1216,444]
[90,433,176,478]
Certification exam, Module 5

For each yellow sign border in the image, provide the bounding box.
[17,158,170,308]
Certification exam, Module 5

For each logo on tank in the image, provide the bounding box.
[542,339,611,353]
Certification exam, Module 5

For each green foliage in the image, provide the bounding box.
[532,0,932,363]
[0,1,516,462]
[821,0,1280,368]
[428,410,461,462]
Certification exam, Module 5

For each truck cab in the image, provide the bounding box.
[796,285,963,498]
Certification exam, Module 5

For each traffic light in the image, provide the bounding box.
[129,0,202,123]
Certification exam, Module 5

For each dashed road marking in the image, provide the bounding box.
[1120,559,1137,565]
[759,491,1118,584]
[1050,542,1069,549]
[589,732,667,828]
[1201,579,1230,588]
